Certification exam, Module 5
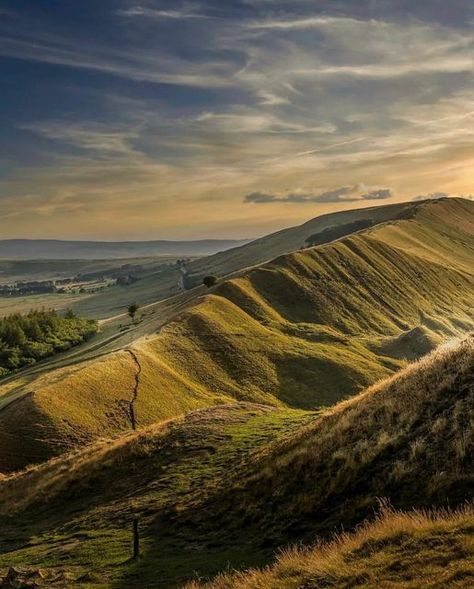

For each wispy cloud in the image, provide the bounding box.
[244,186,393,204]
[1,2,474,238]
[117,5,208,20]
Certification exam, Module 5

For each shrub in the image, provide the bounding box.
[203,276,218,288]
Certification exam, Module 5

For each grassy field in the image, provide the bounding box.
[0,336,471,588]
[0,256,201,319]
[0,198,473,472]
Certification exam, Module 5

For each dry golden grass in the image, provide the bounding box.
[0,337,472,588]
[183,503,474,589]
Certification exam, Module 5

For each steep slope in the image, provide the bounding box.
[188,199,421,278]
[368,197,474,275]
[0,336,471,588]
[0,198,473,472]
[0,405,314,588]
[178,335,474,547]
[185,505,474,589]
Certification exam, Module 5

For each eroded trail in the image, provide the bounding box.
[124,349,142,431]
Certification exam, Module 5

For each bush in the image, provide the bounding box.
[0,309,98,376]
[203,276,218,288]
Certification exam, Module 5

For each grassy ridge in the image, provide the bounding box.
[188,200,421,278]
[0,405,315,588]
[0,336,471,588]
[0,199,473,472]
[178,335,474,548]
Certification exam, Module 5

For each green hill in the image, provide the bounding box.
[0,198,473,472]
[0,335,471,588]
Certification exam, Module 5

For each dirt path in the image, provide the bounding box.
[124,349,142,430]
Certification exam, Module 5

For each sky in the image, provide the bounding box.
[0,0,473,240]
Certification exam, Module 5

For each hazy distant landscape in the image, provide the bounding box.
[1,1,474,588]
[0,239,250,260]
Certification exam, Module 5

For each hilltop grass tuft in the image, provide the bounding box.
[184,504,474,589]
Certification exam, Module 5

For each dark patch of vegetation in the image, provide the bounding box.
[305,218,375,247]
[0,280,57,297]
[127,303,140,322]
[203,275,218,288]
[0,309,97,376]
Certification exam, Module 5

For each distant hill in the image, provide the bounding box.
[0,238,251,259]
[187,199,424,279]
[0,197,473,472]
[0,336,472,588]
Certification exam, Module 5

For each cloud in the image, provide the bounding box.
[0,35,233,88]
[244,186,393,204]
[362,188,392,200]
[117,6,207,20]
[244,191,279,203]
[19,121,138,155]
[247,15,363,31]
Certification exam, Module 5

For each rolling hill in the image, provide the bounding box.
[187,199,423,279]
[0,335,471,588]
[0,197,473,472]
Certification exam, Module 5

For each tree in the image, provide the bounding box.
[203,275,218,288]
[128,303,139,323]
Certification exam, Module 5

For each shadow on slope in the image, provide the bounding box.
[115,334,474,588]
[1,198,473,473]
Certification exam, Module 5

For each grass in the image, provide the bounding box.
[0,405,315,588]
[0,336,472,587]
[0,198,473,472]
[184,504,474,589]
[178,335,474,547]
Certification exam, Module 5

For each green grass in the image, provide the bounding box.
[0,336,472,588]
[0,405,315,588]
[0,198,473,472]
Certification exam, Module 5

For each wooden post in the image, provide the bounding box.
[133,518,140,560]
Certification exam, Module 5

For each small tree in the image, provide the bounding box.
[127,303,139,323]
[203,275,217,288]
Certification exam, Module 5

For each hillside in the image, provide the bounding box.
[187,199,423,279]
[0,198,473,472]
[0,239,250,260]
[0,336,471,588]
[177,334,474,546]
[65,199,435,319]
[185,504,474,589]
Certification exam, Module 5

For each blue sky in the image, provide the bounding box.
[0,0,473,239]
